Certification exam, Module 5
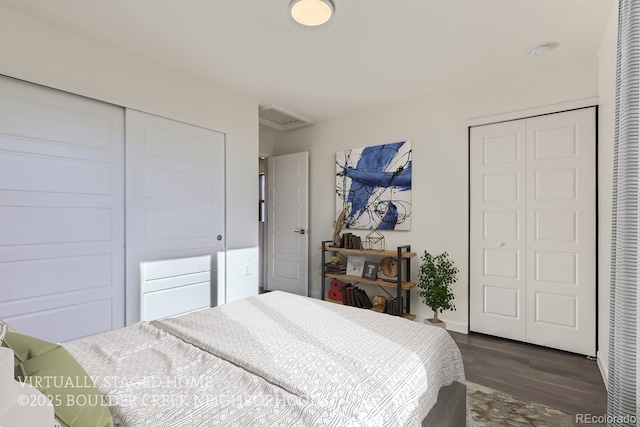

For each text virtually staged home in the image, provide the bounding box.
[0,0,637,426]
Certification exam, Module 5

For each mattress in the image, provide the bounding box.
[153,291,466,427]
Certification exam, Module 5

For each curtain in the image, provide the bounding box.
[608,0,640,424]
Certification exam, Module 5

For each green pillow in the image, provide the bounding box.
[2,330,58,367]
[2,331,113,427]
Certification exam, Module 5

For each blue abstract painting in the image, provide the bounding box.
[336,141,412,230]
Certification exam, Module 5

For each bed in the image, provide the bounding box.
[4,291,467,426]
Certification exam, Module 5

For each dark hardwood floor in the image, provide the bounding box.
[450,331,607,426]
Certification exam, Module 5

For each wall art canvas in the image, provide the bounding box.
[336,140,412,230]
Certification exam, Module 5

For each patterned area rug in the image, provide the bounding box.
[467,382,573,426]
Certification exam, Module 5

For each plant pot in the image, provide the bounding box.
[424,318,446,329]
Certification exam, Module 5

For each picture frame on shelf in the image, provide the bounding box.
[346,256,366,277]
[362,261,379,280]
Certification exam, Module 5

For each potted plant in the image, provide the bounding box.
[417,251,459,328]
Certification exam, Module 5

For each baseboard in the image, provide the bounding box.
[597,351,609,390]
[412,315,468,334]
[309,290,321,300]
[442,320,468,334]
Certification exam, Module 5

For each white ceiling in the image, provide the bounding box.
[0,0,614,122]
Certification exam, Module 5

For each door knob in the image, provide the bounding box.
[294,229,306,235]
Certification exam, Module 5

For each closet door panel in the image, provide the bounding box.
[470,120,527,341]
[525,108,596,356]
[125,110,225,324]
[470,107,596,356]
[0,76,125,342]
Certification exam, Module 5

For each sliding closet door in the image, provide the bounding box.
[470,120,527,342]
[470,107,596,356]
[525,109,596,356]
[125,110,225,324]
[0,76,125,342]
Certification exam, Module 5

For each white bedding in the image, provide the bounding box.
[153,291,466,427]
[64,323,350,427]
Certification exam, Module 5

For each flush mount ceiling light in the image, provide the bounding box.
[290,0,335,27]
[529,43,553,57]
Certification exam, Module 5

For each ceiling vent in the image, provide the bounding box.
[259,105,314,131]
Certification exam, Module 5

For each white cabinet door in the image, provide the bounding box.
[0,76,125,342]
[525,109,596,356]
[470,120,527,341]
[266,152,309,296]
[470,107,596,356]
[125,110,225,323]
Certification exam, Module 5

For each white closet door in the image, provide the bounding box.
[525,109,596,356]
[125,110,225,324]
[470,120,527,341]
[470,107,596,356]
[0,76,125,342]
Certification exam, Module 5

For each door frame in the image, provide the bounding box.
[467,104,599,355]
[259,153,269,293]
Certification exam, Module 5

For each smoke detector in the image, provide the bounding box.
[529,44,553,57]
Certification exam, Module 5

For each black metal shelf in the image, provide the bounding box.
[320,240,415,318]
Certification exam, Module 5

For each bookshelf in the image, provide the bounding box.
[320,241,417,320]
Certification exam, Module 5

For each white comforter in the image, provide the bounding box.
[64,323,350,426]
[153,291,466,427]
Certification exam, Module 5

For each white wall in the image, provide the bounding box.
[259,125,278,157]
[0,6,259,298]
[219,248,260,303]
[597,2,618,384]
[274,55,601,332]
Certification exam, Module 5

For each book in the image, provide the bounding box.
[324,262,347,274]
[353,286,363,308]
[354,288,372,309]
[342,284,349,305]
[387,297,403,316]
[341,233,353,249]
[392,297,398,315]
[344,285,353,306]
[385,297,394,315]
[360,290,373,309]
[353,288,362,308]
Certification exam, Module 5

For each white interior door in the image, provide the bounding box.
[470,120,527,342]
[470,108,596,356]
[525,109,596,356]
[266,152,309,296]
[0,76,125,342]
[125,109,225,324]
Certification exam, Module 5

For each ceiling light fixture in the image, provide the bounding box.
[290,0,335,27]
